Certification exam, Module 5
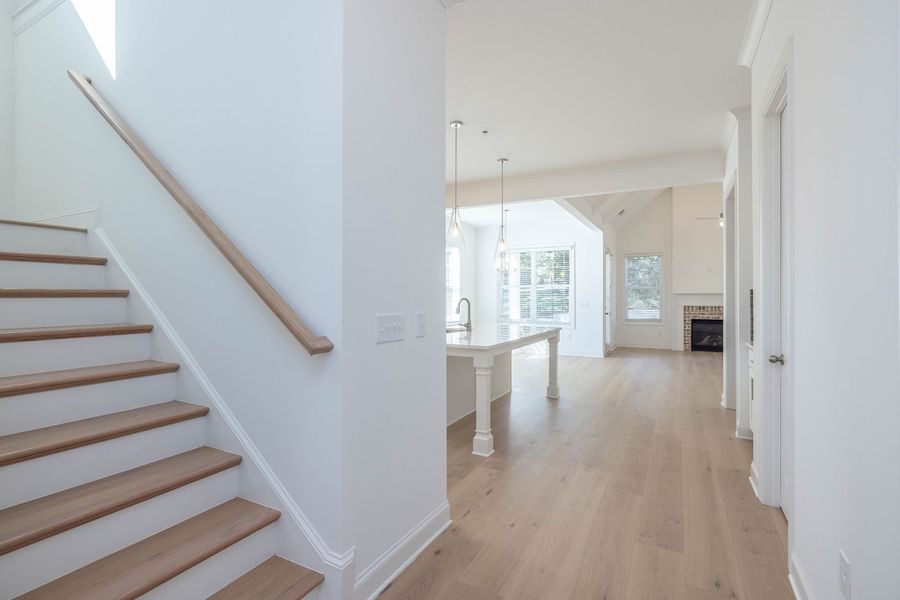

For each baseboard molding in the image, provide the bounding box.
[735,424,753,440]
[559,350,605,358]
[354,501,451,600]
[615,342,675,351]
[447,391,510,427]
[749,462,762,500]
[92,228,352,574]
[29,206,101,230]
[788,552,811,600]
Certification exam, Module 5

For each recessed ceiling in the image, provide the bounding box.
[447,0,752,182]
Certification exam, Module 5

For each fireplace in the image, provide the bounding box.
[691,319,723,352]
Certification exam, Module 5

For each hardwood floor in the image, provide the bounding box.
[379,348,792,600]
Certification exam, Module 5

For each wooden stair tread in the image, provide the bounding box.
[0,400,208,466]
[0,251,107,265]
[16,498,279,600]
[0,323,153,343]
[0,219,87,233]
[0,360,179,398]
[0,288,129,298]
[208,556,324,600]
[0,447,242,556]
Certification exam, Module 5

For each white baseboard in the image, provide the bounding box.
[29,206,101,230]
[447,391,510,427]
[615,342,675,351]
[92,228,352,576]
[354,501,451,600]
[788,552,810,600]
[749,462,762,500]
[736,424,753,440]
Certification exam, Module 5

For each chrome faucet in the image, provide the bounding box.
[455,297,472,332]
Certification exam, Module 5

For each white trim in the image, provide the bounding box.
[615,342,672,351]
[737,0,774,67]
[13,0,66,35]
[92,227,354,572]
[354,501,452,600]
[755,38,794,510]
[788,552,811,600]
[29,205,101,229]
[735,424,753,440]
[749,462,762,499]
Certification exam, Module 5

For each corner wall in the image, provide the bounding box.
[342,0,449,597]
[750,0,900,597]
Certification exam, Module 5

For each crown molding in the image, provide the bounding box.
[737,0,774,67]
[13,0,65,36]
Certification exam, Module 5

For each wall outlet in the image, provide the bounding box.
[839,550,851,599]
[376,314,405,344]
[416,311,426,338]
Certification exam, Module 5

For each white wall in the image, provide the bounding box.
[0,0,12,216]
[342,0,448,596]
[672,182,724,294]
[12,2,449,598]
[616,190,674,349]
[750,1,900,597]
[471,201,606,357]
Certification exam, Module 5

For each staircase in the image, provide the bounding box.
[0,219,324,599]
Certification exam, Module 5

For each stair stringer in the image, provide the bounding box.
[89,226,354,600]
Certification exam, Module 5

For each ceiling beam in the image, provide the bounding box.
[448,151,724,207]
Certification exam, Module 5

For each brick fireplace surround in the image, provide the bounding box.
[682,305,724,350]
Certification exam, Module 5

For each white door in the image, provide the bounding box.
[778,99,794,522]
[604,250,614,353]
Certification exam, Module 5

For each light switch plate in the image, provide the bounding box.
[376,313,405,344]
[416,311,426,338]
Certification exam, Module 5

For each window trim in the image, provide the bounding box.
[498,244,576,328]
[623,252,665,324]
[445,247,461,324]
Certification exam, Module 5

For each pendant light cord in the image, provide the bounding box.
[454,125,459,212]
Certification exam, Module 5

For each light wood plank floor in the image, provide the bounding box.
[379,348,792,600]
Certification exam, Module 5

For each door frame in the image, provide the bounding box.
[754,38,795,518]
[603,247,616,355]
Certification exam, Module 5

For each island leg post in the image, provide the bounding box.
[547,334,560,399]
[472,353,495,456]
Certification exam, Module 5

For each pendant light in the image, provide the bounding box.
[494,158,510,271]
[447,120,465,250]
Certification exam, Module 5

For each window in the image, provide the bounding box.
[625,254,662,321]
[445,248,461,323]
[498,247,574,326]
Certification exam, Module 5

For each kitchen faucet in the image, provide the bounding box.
[455,297,472,332]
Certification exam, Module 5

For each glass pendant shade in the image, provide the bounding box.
[494,159,510,272]
[447,120,465,251]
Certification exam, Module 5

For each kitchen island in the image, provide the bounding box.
[447,323,561,456]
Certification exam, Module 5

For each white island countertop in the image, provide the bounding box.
[446,323,561,457]
[446,323,562,352]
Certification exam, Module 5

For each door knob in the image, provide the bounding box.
[768,354,785,365]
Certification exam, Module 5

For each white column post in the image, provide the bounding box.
[547,333,560,399]
[472,353,495,456]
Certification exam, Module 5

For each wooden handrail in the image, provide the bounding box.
[68,70,334,355]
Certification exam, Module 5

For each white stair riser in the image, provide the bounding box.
[0,469,239,598]
[0,297,126,328]
[0,224,87,255]
[0,419,206,510]
[0,334,150,377]
[141,524,278,600]
[0,261,106,288]
[0,373,176,435]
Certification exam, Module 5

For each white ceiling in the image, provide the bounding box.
[446,0,752,183]
[565,187,669,231]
